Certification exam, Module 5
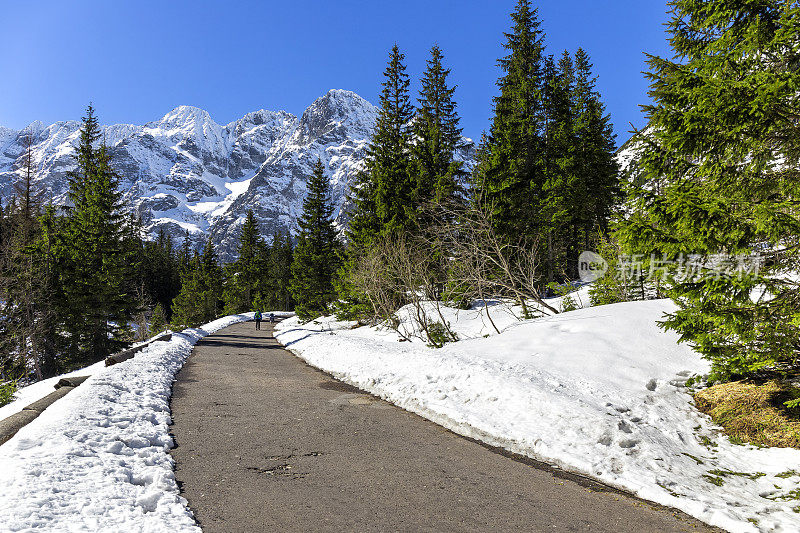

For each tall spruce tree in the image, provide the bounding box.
[290,160,340,321]
[61,106,137,365]
[263,231,294,311]
[171,238,224,328]
[223,210,266,314]
[0,133,53,379]
[619,1,800,379]
[479,0,547,241]
[348,44,415,245]
[571,48,620,245]
[413,45,465,208]
[539,53,578,282]
[337,45,415,320]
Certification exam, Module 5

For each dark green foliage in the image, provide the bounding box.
[588,234,639,306]
[338,45,416,321]
[290,160,340,321]
[571,49,621,246]
[0,137,57,380]
[475,1,620,286]
[150,302,168,336]
[224,210,268,314]
[0,379,16,407]
[619,0,800,380]
[262,230,295,312]
[480,0,547,242]
[413,45,466,210]
[140,228,181,320]
[59,106,139,367]
[348,44,416,245]
[171,238,225,328]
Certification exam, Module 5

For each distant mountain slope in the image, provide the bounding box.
[0,90,475,261]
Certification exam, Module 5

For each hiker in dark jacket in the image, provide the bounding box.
[254,310,263,330]
[269,313,275,324]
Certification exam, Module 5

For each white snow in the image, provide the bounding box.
[275,299,800,533]
[0,362,106,422]
[0,313,266,532]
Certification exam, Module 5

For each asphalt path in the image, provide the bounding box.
[170,321,716,532]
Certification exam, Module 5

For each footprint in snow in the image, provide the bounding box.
[618,421,633,434]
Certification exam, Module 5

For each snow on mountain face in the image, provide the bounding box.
[0,90,472,262]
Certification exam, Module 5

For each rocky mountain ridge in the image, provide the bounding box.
[0,90,473,261]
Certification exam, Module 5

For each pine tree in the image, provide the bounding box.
[290,160,340,321]
[30,204,64,377]
[223,210,266,314]
[200,237,224,320]
[61,106,138,366]
[1,132,49,379]
[177,230,192,276]
[150,302,168,336]
[171,238,224,328]
[14,134,45,222]
[413,45,465,208]
[540,53,578,282]
[348,44,416,245]
[571,48,620,246]
[171,257,206,329]
[265,231,294,311]
[619,1,800,379]
[338,45,415,320]
[479,0,547,241]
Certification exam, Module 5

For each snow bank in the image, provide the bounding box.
[0,362,106,422]
[275,300,800,533]
[0,314,255,532]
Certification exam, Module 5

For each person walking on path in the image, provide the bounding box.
[269,312,275,324]
[254,310,263,330]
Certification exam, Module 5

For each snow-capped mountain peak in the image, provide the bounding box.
[0,92,379,260]
[0,90,474,261]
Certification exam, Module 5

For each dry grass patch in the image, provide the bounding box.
[694,380,800,449]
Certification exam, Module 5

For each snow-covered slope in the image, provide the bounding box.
[0,90,473,261]
[275,301,800,533]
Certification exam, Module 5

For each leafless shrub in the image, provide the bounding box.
[349,231,458,346]
[427,200,559,329]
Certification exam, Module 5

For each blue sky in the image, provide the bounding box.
[0,1,671,145]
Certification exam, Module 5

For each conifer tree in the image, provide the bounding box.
[413,45,465,208]
[540,53,578,281]
[139,228,181,320]
[620,1,800,379]
[171,257,206,329]
[61,106,137,365]
[200,237,224,319]
[0,134,53,379]
[150,302,167,335]
[290,160,340,321]
[479,0,547,241]
[264,231,294,311]
[571,48,620,244]
[171,238,224,328]
[348,44,415,245]
[223,210,266,314]
[338,45,415,320]
[177,230,192,275]
[14,134,45,221]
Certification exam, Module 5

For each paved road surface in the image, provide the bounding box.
[170,321,715,532]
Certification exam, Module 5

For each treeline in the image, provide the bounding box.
[0,0,624,385]
[324,0,620,330]
[0,107,141,381]
[0,107,296,384]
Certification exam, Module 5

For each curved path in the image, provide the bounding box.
[170,321,715,532]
